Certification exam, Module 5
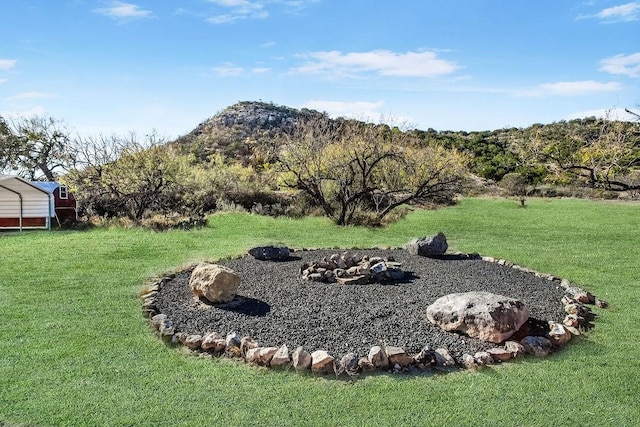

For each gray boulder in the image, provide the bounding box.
[406,232,448,257]
[426,291,530,343]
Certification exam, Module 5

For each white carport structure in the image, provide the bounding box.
[0,175,53,231]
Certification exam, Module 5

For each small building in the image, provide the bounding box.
[0,175,77,230]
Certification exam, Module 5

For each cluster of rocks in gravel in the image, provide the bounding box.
[300,251,406,285]
[141,241,607,378]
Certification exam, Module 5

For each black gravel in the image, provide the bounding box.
[154,249,568,362]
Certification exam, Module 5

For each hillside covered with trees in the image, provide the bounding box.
[1,101,639,227]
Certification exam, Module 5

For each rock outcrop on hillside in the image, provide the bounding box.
[172,101,326,164]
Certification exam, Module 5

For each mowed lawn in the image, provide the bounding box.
[1,198,638,426]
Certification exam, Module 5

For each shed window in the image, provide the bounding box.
[59,185,69,199]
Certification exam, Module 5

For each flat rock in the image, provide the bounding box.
[521,336,552,357]
[486,347,512,362]
[426,291,530,343]
[385,346,414,367]
[248,246,290,261]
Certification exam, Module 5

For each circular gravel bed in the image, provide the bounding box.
[153,249,568,362]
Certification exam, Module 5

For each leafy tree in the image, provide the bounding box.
[500,172,529,207]
[279,116,468,225]
[520,116,640,191]
[0,115,72,180]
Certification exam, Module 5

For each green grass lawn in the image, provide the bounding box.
[1,198,638,426]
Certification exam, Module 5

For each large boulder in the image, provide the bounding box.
[406,232,448,257]
[190,263,240,304]
[426,291,530,343]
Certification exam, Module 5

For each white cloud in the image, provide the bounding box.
[0,59,17,70]
[252,67,271,74]
[565,107,638,122]
[596,2,640,22]
[206,0,269,24]
[5,92,56,102]
[212,63,244,76]
[516,80,623,97]
[600,52,640,77]
[577,2,640,22]
[94,2,152,20]
[293,50,459,79]
[0,79,6,85]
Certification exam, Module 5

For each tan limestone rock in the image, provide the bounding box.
[189,263,240,304]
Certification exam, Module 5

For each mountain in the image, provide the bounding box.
[172,101,326,165]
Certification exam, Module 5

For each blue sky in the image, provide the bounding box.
[1,1,639,138]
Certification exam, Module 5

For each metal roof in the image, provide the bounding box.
[30,181,61,194]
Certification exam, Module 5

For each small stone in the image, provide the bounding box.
[371,262,387,275]
[385,346,414,367]
[434,348,456,367]
[565,303,590,317]
[486,347,512,362]
[172,332,187,345]
[563,314,581,328]
[548,322,572,346]
[185,334,203,350]
[595,298,609,309]
[358,357,376,372]
[159,319,174,337]
[225,332,242,357]
[368,346,390,368]
[462,354,478,369]
[573,291,595,305]
[311,350,335,374]
[292,347,312,371]
[521,336,552,357]
[241,337,259,355]
[270,345,291,368]
[151,313,167,330]
[413,346,436,368]
[244,347,261,364]
[202,335,227,353]
[258,347,279,365]
[335,352,360,377]
[226,332,241,349]
[504,341,525,357]
[473,351,494,366]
